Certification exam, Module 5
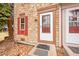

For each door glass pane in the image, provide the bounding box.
[77,22,79,26]
[42,14,50,33]
[69,22,73,27]
[69,9,79,33]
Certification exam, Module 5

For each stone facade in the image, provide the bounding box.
[14,3,60,46]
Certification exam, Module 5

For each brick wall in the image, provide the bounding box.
[14,3,60,46]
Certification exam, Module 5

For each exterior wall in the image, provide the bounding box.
[61,3,79,9]
[55,6,60,47]
[14,3,60,46]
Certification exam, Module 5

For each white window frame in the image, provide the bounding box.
[20,17,25,31]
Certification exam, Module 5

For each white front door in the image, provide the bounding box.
[65,7,79,44]
[40,12,53,41]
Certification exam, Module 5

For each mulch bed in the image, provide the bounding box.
[0,39,34,56]
[56,47,69,56]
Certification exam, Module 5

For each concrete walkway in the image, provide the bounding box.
[64,44,79,56]
[28,43,57,56]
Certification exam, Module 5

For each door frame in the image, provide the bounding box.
[62,7,79,45]
[37,5,57,44]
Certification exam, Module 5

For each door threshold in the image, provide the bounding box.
[16,41,37,46]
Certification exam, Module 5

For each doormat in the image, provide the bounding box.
[33,48,48,56]
[36,44,50,50]
[68,46,79,54]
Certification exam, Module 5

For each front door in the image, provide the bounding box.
[39,12,53,42]
[65,7,79,44]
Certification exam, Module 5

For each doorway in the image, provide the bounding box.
[63,7,79,44]
[39,12,53,43]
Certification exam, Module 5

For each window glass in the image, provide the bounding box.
[21,17,25,30]
[42,14,50,33]
[69,9,79,33]
[21,24,24,29]
[21,18,24,23]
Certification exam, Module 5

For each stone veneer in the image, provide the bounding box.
[14,3,59,47]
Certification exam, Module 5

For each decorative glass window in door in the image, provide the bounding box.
[42,14,50,33]
[69,9,79,33]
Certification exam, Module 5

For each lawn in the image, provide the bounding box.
[0,32,8,42]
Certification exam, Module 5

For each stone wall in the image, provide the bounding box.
[14,3,59,46]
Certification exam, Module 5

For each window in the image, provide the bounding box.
[42,14,50,33]
[20,17,25,30]
[69,9,79,33]
[18,13,28,35]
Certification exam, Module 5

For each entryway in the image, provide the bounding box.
[63,7,79,56]
[28,43,57,56]
[63,7,79,44]
[39,12,53,43]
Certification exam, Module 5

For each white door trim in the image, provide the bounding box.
[40,12,53,41]
[63,7,79,45]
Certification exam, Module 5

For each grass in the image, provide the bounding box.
[0,32,8,41]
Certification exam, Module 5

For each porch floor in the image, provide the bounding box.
[0,38,70,56]
[64,44,79,56]
[28,43,57,56]
[0,36,71,56]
